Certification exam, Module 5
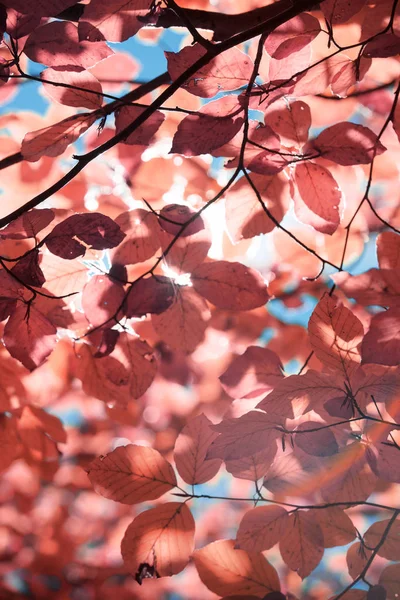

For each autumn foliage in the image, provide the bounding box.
[1,0,400,598]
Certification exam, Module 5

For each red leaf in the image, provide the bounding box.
[265,13,321,59]
[192,261,270,311]
[367,586,387,600]
[379,563,400,597]
[264,100,311,148]
[11,249,45,288]
[193,539,281,597]
[82,274,125,328]
[220,346,283,399]
[330,56,371,98]
[18,405,66,462]
[161,225,211,273]
[292,162,341,234]
[171,96,244,157]
[363,33,400,58]
[279,511,324,579]
[121,503,195,577]
[46,213,125,259]
[248,151,289,176]
[0,208,54,239]
[115,105,165,146]
[295,421,339,457]
[321,0,367,24]
[3,304,57,370]
[347,542,372,579]
[2,0,77,17]
[174,414,222,485]
[5,8,42,39]
[111,209,162,265]
[224,173,288,243]
[362,308,400,366]
[376,232,400,269]
[364,518,400,560]
[125,276,175,318]
[82,0,151,43]
[87,444,177,504]
[166,44,253,98]
[332,269,400,308]
[225,446,277,481]
[152,287,210,354]
[21,113,97,162]
[263,451,322,496]
[207,411,280,462]
[159,204,204,237]
[41,67,103,109]
[236,506,290,552]
[367,442,400,483]
[310,507,357,548]
[24,21,113,68]
[310,122,386,166]
[308,294,364,377]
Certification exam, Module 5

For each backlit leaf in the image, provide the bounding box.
[236,506,289,552]
[279,511,324,579]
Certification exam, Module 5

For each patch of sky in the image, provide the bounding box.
[268,293,318,327]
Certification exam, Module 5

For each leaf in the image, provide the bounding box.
[193,539,281,597]
[24,21,113,68]
[224,174,288,243]
[332,269,400,308]
[18,405,66,462]
[346,542,372,579]
[11,250,45,288]
[39,254,88,296]
[152,286,210,354]
[262,451,322,496]
[247,151,289,176]
[367,586,387,600]
[5,8,41,39]
[166,44,254,98]
[292,162,341,234]
[236,506,290,552]
[46,213,125,259]
[159,204,204,237]
[363,33,400,58]
[207,411,280,462]
[219,346,283,399]
[364,519,400,560]
[330,56,371,98]
[379,563,400,599]
[225,446,277,481]
[366,442,400,484]
[111,209,162,265]
[308,294,364,376]
[310,123,386,166]
[264,100,311,148]
[73,334,156,404]
[82,274,125,328]
[21,113,97,162]
[321,0,367,24]
[125,276,175,318]
[171,96,244,157]
[115,105,165,146]
[41,67,103,109]
[0,208,54,239]
[174,414,222,485]
[2,0,77,17]
[82,0,151,42]
[377,232,400,269]
[295,421,339,457]
[3,304,57,370]
[309,507,357,548]
[87,444,177,504]
[362,308,400,366]
[279,511,324,579]
[192,261,270,311]
[265,13,321,59]
[257,370,344,419]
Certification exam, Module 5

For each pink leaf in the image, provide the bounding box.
[171,96,244,157]
[152,287,210,354]
[0,208,54,239]
[265,13,321,59]
[41,67,103,109]
[263,451,322,496]
[5,8,42,38]
[279,511,324,579]
[264,100,311,148]
[3,304,57,370]
[24,21,113,68]
[82,0,151,43]
[224,173,288,243]
[46,213,125,259]
[321,0,367,24]
[248,151,290,176]
[115,105,165,146]
[310,507,357,548]
[364,518,400,560]
[310,122,386,166]
[295,421,339,457]
[166,44,253,98]
[111,209,162,265]
[332,269,400,308]
[363,33,400,58]
[174,414,222,485]
[82,274,125,328]
[362,308,400,366]
[308,294,364,376]
[367,442,400,483]
[376,231,400,269]
[2,0,77,16]
[236,506,289,552]
[21,113,97,162]
[347,542,372,579]
[192,261,270,311]
[159,204,204,237]
[292,162,342,234]
[11,250,45,288]
[225,446,277,481]
[125,276,175,318]
[220,346,283,399]
[39,254,88,296]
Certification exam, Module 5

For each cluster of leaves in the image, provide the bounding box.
[0,0,400,598]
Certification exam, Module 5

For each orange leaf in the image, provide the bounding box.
[87,444,177,504]
[236,505,289,552]
[279,511,324,579]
